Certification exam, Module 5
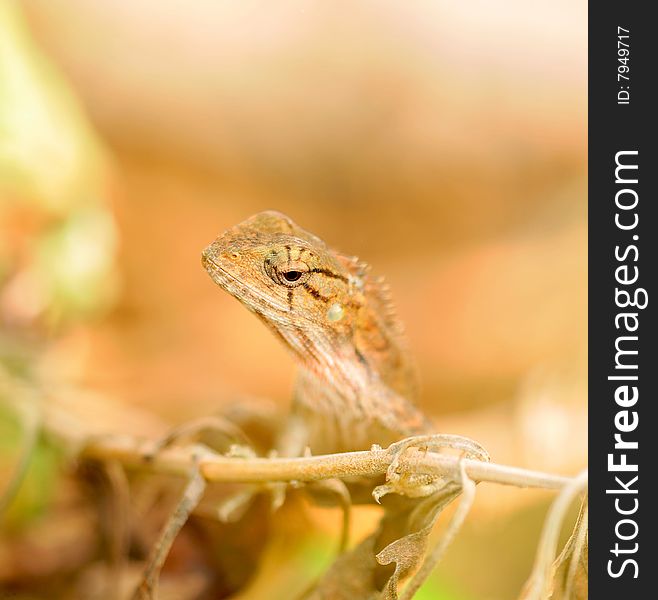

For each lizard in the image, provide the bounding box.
[201,210,431,456]
[133,210,488,599]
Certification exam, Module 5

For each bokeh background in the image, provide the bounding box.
[1,1,586,598]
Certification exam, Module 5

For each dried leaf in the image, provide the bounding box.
[550,497,588,600]
[301,533,381,600]
[376,484,461,599]
[519,471,588,600]
[305,483,461,600]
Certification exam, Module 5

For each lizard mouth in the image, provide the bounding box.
[202,253,289,313]
[201,252,222,274]
[202,254,240,289]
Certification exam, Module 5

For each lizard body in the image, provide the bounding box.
[134,212,485,599]
[202,211,431,454]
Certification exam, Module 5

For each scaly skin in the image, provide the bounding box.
[202,211,431,454]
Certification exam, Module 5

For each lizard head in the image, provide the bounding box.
[202,211,418,401]
[202,211,355,327]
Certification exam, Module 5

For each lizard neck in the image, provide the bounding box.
[293,364,430,452]
[272,259,419,402]
[255,304,415,402]
[258,309,429,445]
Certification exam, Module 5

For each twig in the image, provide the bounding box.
[521,469,588,599]
[132,466,207,600]
[81,434,572,491]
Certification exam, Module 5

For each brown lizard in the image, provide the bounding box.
[134,211,487,598]
[201,210,432,455]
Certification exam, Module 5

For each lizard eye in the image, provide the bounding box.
[282,270,303,282]
[276,263,310,287]
[265,258,310,287]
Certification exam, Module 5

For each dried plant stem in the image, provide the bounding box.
[563,500,588,598]
[521,469,588,599]
[400,461,477,600]
[132,467,207,600]
[81,434,572,492]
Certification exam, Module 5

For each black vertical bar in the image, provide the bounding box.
[589,3,656,595]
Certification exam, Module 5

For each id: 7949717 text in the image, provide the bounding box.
[617,26,630,105]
